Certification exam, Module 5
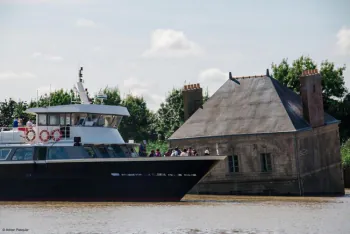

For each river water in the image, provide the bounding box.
[0,192,349,234]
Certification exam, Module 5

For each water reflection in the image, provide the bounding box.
[0,193,349,234]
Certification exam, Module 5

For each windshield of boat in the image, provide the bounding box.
[37,113,122,128]
[72,114,122,128]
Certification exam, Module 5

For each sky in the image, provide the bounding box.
[0,0,349,111]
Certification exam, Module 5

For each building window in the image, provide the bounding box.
[228,155,239,172]
[261,153,272,172]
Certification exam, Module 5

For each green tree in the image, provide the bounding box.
[271,56,347,99]
[154,88,184,139]
[0,99,17,127]
[341,139,350,167]
[203,87,210,103]
[271,55,349,142]
[118,94,154,142]
[29,89,76,108]
[93,87,121,105]
[154,86,211,139]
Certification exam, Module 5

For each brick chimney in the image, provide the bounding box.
[299,69,324,128]
[183,83,203,121]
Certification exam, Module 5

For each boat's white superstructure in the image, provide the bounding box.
[0,67,131,146]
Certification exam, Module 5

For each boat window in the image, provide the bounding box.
[85,114,100,126]
[49,114,59,126]
[111,145,127,157]
[127,145,139,157]
[106,145,117,157]
[60,114,65,125]
[38,114,47,126]
[71,113,79,125]
[47,147,87,160]
[96,145,111,158]
[104,115,111,127]
[66,114,71,126]
[115,116,122,128]
[84,146,96,158]
[103,115,121,128]
[96,115,105,127]
[75,114,87,126]
[0,148,12,160]
[11,148,33,161]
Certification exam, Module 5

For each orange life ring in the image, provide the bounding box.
[25,129,36,142]
[51,129,62,142]
[39,130,50,142]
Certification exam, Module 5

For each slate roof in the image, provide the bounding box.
[169,75,339,140]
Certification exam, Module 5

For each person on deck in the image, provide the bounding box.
[155,149,161,157]
[180,149,188,156]
[192,149,198,156]
[164,149,172,157]
[175,147,181,155]
[26,119,33,128]
[13,118,18,128]
[148,150,155,157]
[139,142,147,157]
[188,147,193,156]
[171,148,179,156]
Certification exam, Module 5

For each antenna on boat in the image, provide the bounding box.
[79,67,83,82]
[75,66,91,104]
[36,89,39,107]
[49,84,51,107]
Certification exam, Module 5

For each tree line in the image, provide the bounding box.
[1,56,350,164]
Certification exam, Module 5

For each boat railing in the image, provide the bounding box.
[0,125,73,144]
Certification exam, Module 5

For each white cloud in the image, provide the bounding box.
[76,18,96,27]
[336,26,350,55]
[142,29,203,58]
[0,0,51,4]
[198,68,228,95]
[92,46,102,52]
[0,71,37,80]
[47,56,63,61]
[31,52,63,62]
[122,77,165,111]
[32,52,42,58]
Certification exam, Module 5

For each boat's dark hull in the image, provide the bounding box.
[0,156,224,202]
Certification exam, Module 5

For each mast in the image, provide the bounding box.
[76,67,91,104]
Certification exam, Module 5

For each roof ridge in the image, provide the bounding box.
[233,75,266,79]
[269,78,310,129]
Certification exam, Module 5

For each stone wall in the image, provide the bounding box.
[169,132,301,195]
[169,123,345,196]
[296,124,344,195]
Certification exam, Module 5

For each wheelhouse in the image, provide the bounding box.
[0,104,133,147]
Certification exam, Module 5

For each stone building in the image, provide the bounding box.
[168,69,345,196]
